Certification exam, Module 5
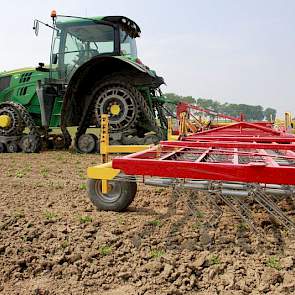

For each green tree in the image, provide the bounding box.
[163,93,276,122]
[264,108,276,121]
[164,93,196,115]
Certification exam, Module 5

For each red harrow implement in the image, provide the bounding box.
[87,120,295,231]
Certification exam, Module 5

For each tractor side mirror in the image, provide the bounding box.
[52,54,58,65]
[33,20,39,36]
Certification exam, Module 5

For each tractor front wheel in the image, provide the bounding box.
[87,179,137,211]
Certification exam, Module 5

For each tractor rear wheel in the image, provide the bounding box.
[93,79,139,132]
[74,74,165,151]
[87,179,137,211]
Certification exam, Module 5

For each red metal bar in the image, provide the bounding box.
[111,120,295,186]
[233,148,239,165]
[113,157,295,185]
[177,102,241,122]
[184,121,282,137]
[259,149,279,167]
[195,148,212,162]
[161,141,295,151]
[126,147,295,162]
[158,147,185,161]
[112,138,295,185]
[182,136,295,143]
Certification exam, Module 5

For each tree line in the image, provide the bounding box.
[164,93,277,121]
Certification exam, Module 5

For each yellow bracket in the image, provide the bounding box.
[87,162,121,194]
[97,114,151,192]
[87,162,120,180]
[167,117,180,141]
[100,114,110,163]
[100,114,151,163]
[92,113,182,192]
[101,180,109,194]
[179,112,188,136]
[168,117,173,140]
[285,112,292,130]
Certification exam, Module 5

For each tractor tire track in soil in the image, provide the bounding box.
[0,152,295,294]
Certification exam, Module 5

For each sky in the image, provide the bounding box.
[1,0,294,115]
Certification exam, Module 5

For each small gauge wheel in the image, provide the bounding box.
[77,133,98,153]
[7,141,19,153]
[87,179,137,211]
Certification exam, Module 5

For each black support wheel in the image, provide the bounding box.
[52,134,66,150]
[0,142,6,153]
[76,133,98,153]
[19,135,41,153]
[6,141,19,153]
[87,179,137,211]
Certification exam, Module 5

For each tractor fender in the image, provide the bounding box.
[60,56,164,128]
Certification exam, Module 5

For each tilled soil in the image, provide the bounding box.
[0,152,295,295]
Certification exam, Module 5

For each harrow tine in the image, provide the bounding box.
[215,192,257,232]
[186,190,224,228]
[252,188,295,230]
[202,192,224,228]
[168,186,182,216]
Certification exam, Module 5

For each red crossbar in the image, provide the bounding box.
[185,121,282,137]
[112,141,295,185]
[183,136,295,143]
[161,141,295,151]
[177,102,242,122]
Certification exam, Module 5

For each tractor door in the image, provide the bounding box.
[56,22,116,82]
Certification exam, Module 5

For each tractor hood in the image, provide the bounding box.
[0,67,35,77]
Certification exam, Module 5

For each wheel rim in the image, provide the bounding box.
[94,180,123,203]
[95,86,137,132]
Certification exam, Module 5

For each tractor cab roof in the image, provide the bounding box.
[56,15,141,38]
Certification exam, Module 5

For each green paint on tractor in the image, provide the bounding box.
[0,14,167,153]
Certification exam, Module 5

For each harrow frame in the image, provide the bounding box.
[87,116,295,229]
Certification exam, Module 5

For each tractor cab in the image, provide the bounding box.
[50,16,140,81]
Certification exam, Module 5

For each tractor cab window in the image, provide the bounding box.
[52,31,61,55]
[61,23,115,80]
[120,31,137,57]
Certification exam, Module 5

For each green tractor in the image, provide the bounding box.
[0,11,167,153]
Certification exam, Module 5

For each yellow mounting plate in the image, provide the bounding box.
[0,115,11,128]
[87,162,120,180]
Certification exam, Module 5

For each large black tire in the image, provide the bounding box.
[87,179,137,211]
[92,77,140,132]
